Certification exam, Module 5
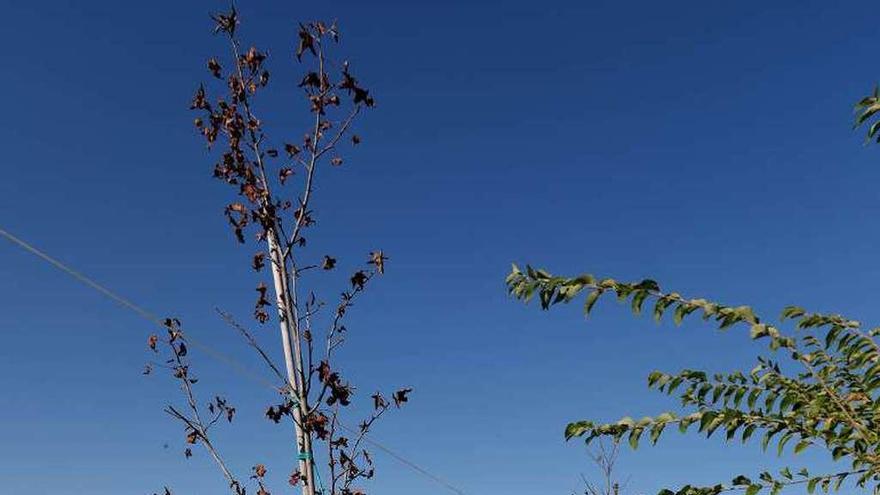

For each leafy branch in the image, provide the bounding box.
[507,264,880,494]
[855,85,880,144]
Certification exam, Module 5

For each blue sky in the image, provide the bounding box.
[1,1,879,494]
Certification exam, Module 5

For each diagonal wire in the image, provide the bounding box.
[339,423,468,495]
[0,226,469,495]
[0,227,279,391]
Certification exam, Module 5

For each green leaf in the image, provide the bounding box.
[653,297,673,322]
[650,423,665,444]
[833,473,847,491]
[632,290,648,315]
[777,432,794,456]
[699,411,717,432]
[584,290,601,315]
[741,424,756,443]
[751,323,769,339]
[628,427,643,449]
[781,306,806,320]
[673,304,687,325]
[732,475,752,486]
[564,421,593,440]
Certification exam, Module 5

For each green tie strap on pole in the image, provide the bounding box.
[314,462,326,494]
[297,452,326,494]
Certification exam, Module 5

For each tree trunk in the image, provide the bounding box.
[267,229,317,495]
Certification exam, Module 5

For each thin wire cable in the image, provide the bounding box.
[0,226,469,495]
[0,227,278,391]
[339,423,468,495]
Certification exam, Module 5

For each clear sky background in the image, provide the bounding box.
[1,1,879,494]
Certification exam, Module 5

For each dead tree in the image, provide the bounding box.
[146,7,409,495]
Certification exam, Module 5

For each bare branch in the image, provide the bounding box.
[217,308,287,386]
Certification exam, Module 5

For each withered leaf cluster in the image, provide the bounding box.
[367,251,387,275]
[207,395,236,423]
[251,463,273,495]
[319,360,353,406]
[191,17,375,251]
[254,282,271,323]
[305,411,331,440]
[392,388,412,408]
[265,399,296,423]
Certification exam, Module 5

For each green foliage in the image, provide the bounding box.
[506,264,880,494]
[855,85,880,144]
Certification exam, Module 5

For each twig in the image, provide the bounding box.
[217,308,287,385]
